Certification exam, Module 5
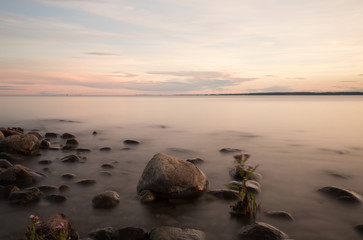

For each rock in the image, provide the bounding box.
[61,133,76,139]
[186,158,204,164]
[66,139,79,146]
[112,227,149,240]
[0,131,5,140]
[92,131,98,135]
[101,164,114,169]
[61,155,81,163]
[59,184,70,191]
[45,132,58,138]
[0,159,13,168]
[238,222,289,240]
[48,147,60,151]
[264,210,295,221]
[318,186,362,203]
[76,179,96,186]
[220,148,242,153]
[8,187,43,204]
[124,140,140,145]
[38,159,52,165]
[62,173,76,179]
[0,152,21,163]
[0,164,45,187]
[149,226,205,240]
[0,134,40,156]
[37,185,58,193]
[138,190,156,203]
[207,189,239,200]
[77,148,91,152]
[0,185,19,199]
[37,213,80,240]
[92,190,120,208]
[28,131,42,140]
[45,194,67,203]
[89,227,114,240]
[100,171,112,176]
[355,225,363,235]
[227,180,261,194]
[100,147,112,151]
[62,145,76,151]
[1,129,22,137]
[137,153,208,199]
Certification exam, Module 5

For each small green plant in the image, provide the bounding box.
[226,153,261,218]
[27,215,70,240]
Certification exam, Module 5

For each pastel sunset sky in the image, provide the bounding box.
[1,0,363,95]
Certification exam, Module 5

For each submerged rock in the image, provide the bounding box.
[92,190,120,208]
[66,139,79,146]
[38,159,52,165]
[112,227,149,240]
[0,159,13,169]
[0,131,4,140]
[149,226,205,240]
[207,189,239,200]
[45,194,67,203]
[238,222,289,240]
[137,153,208,200]
[100,147,112,151]
[0,152,21,163]
[45,132,58,138]
[62,173,76,179]
[76,179,96,186]
[138,190,156,203]
[124,140,140,145]
[38,185,58,193]
[355,225,363,236]
[61,133,76,139]
[220,148,242,153]
[1,129,22,137]
[61,155,81,163]
[0,185,19,199]
[88,227,113,240]
[318,186,362,203]
[8,187,43,204]
[264,210,295,221]
[186,158,204,164]
[28,131,42,140]
[0,134,40,156]
[0,164,45,187]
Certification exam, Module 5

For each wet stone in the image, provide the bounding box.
[238,222,289,240]
[62,145,76,151]
[318,186,362,203]
[77,148,91,152]
[40,140,51,149]
[264,210,295,221]
[8,187,43,204]
[207,189,239,200]
[45,132,58,138]
[62,173,76,179]
[38,159,52,165]
[124,140,140,145]
[76,179,96,186]
[355,225,363,236]
[92,190,120,208]
[45,194,67,203]
[66,139,79,146]
[101,164,114,169]
[0,159,13,169]
[112,227,149,240]
[59,184,70,191]
[220,148,242,153]
[1,129,22,137]
[38,185,58,193]
[28,131,42,140]
[187,158,204,164]
[61,155,81,163]
[88,227,114,240]
[0,185,19,199]
[100,171,112,176]
[61,133,76,139]
[92,131,98,135]
[100,147,112,151]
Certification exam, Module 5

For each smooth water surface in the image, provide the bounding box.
[0,96,363,240]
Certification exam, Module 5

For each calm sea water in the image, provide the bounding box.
[0,96,363,240]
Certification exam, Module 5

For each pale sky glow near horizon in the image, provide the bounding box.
[1,0,363,95]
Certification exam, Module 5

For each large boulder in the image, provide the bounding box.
[0,164,45,187]
[238,222,289,240]
[0,134,40,156]
[137,153,208,200]
[149,226,205,240]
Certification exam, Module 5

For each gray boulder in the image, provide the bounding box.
[150,226,205,240]
[8,187,43,204]
[238,222,289,240]
[0,164,45,187]
[318,186,362,203]
[92,190,120,208]
[137,153,208,199]
[0,134,40,155]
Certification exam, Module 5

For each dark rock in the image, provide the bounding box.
[37,185,58,193]
[61,155,81,163]
[8,187,43,204]
[59,184,70,191]
[138,190,156,203]
[77,148,91,152]
[112,227,149,240]
[149,226,205,240]
[92,131,98,135]
[0,131,4,140]
[62,173,76,179]
[325,171,349,179]
[101,164,114,169]
[61,133,76,139]
[38,159,52,165]
[45,194,67,203]
[66,139,79,146]
[264,210,295,221]
[1,129,22,137]
[37,213,80,240]
[220,148,242,153]
[0,185,19,199]
[137,153,208,199]
[186,158,204,164]
[207,189,239,200]
[0,164,45,187]
[238,222,289,240]
[0,152,21,163]
[76,179,96,186]
[318,186,362,203]
[89,227,113,240]
[355,225,363,235]
[92,190,120,208]
[0,159,13,168]
[62,145,76,151]
[124,140,140,145]
[0,134,40,156]
[28,131,42,140]
[121,147,131,151]
[45,132,58,138]
[48,147,60,151]
[100,171,112,176]
[100,147,112,151]
[42,167,51,173]
[40,139,51,149]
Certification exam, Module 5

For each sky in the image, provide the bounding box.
[1,0,363,95]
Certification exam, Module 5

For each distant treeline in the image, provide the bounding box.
[216,92,363,96]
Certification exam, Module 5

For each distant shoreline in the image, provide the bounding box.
[0,92,362,97]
